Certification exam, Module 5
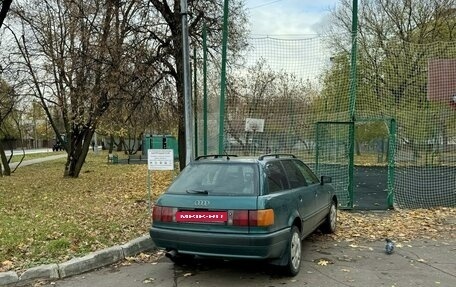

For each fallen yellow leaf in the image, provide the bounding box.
[417,259,427,263]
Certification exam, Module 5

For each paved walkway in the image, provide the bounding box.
[5,148,51,156]
[9,154,67,169]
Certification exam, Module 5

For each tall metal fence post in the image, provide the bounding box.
[218,0,229,153]
[347,0,359,209]
[203,23,208,155]
[387,118,397,208]
[180,0,193,165]
[193,47,198,157]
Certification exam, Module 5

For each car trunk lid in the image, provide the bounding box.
[153,194,260,233]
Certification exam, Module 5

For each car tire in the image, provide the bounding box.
[282,225,302,276]
[321,200,337,234]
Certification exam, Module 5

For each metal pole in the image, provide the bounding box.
[147,170,152,218]
[347,0,358,210]
[315,123,321,176]
[180,0,193,165]
[387,118,396,209]
[193,47,198,157]
[349,0,358,119]
[218,0,229,153]
[203,23,208,155]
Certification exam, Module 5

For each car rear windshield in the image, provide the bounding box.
[166,162,259,196]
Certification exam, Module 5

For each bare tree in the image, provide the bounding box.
[0,0,12,28]
[0,1,15,174]
[225,59,319,153]
[4,0,248,176]
[6,0,162,177]
[0,78,16,176]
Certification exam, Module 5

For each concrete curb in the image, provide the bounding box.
[0,235,155,287]
[17,264,59,286]
[0,272,18,286]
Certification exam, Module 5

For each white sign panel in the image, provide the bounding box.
[148,149,174,170]
[245,118,265,132]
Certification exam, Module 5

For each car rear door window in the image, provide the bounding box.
[281,160,307,188]
[265,161,289,193]
[294,160,319,185]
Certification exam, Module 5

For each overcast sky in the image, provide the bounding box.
[245,0,338,36]
[239,1,341,85]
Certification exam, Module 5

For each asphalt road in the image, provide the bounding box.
[38,239,456,287]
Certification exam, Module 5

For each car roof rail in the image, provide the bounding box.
[258,153,296,160]
[194,154,238,161]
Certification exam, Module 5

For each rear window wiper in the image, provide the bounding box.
[186,189,209,195]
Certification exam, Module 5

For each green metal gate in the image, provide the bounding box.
[316,122,354,209]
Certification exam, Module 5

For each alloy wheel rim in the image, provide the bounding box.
[330,204,337,231]
[290,231,301,270]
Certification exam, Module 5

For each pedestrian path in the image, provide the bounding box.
[9,154,67,169]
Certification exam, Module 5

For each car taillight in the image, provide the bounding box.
[251,209,275,226]
[152,206,162,222]
[233,210,249,226]
[232,209,274,227]
[152,205,173,222]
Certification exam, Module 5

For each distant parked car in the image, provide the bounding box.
[150,154,337,276]
[52,142,64,151]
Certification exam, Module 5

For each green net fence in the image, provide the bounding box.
[195,35,456,209]
[315,121,353,208]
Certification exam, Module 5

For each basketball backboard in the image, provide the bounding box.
[427,59,456,109]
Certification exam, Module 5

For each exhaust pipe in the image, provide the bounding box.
[165,249,178,259]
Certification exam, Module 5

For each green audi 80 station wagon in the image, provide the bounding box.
[150,154,337,276]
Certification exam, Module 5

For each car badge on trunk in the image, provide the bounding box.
[194,200,210,206]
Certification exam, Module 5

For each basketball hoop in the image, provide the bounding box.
[427,60,456,109]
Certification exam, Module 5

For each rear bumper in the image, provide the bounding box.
[150,226,290,259]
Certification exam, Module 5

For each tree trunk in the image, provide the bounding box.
[64,129,94,177]
[0,0,12,29]
[0,141,11,176]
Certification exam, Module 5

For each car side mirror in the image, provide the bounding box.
[320,176,332,185]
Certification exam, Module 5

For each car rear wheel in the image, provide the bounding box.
[321,200,337,234]
[283,225,301,276]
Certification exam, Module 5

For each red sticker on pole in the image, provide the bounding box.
[176,211,228,223]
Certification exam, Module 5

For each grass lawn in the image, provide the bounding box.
[0,151,174,272]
